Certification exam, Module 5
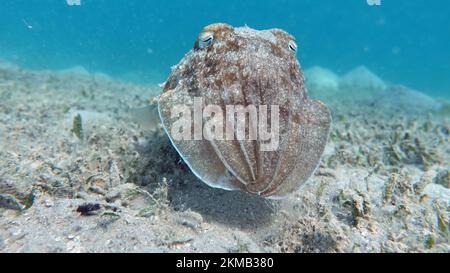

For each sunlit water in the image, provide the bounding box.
[0,0,449,98]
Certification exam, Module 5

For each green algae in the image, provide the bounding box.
[71,113,84,140]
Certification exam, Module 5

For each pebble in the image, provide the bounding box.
[176,210,203,230]
[44,199,54,207]
[0,194,23,211]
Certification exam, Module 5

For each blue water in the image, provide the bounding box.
[1,0,449,97]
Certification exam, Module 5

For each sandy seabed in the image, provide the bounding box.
[0,62,448,252]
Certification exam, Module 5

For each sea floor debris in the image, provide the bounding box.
[0,62,449,252]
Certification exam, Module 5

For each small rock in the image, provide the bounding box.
[76,202,101,216]
[176,210,204,230]
[0,194,23,211]
[44,199,54,207]
[433,170,450,189]
[105,183,138,203]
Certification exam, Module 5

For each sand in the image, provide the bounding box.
[0,62,448,253]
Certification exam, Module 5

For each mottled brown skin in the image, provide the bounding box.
[159,23,331,198]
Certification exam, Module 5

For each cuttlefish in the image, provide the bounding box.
[158,23,331,198]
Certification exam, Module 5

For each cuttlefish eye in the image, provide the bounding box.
[288,40,297,53]
[198,32,214,49]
